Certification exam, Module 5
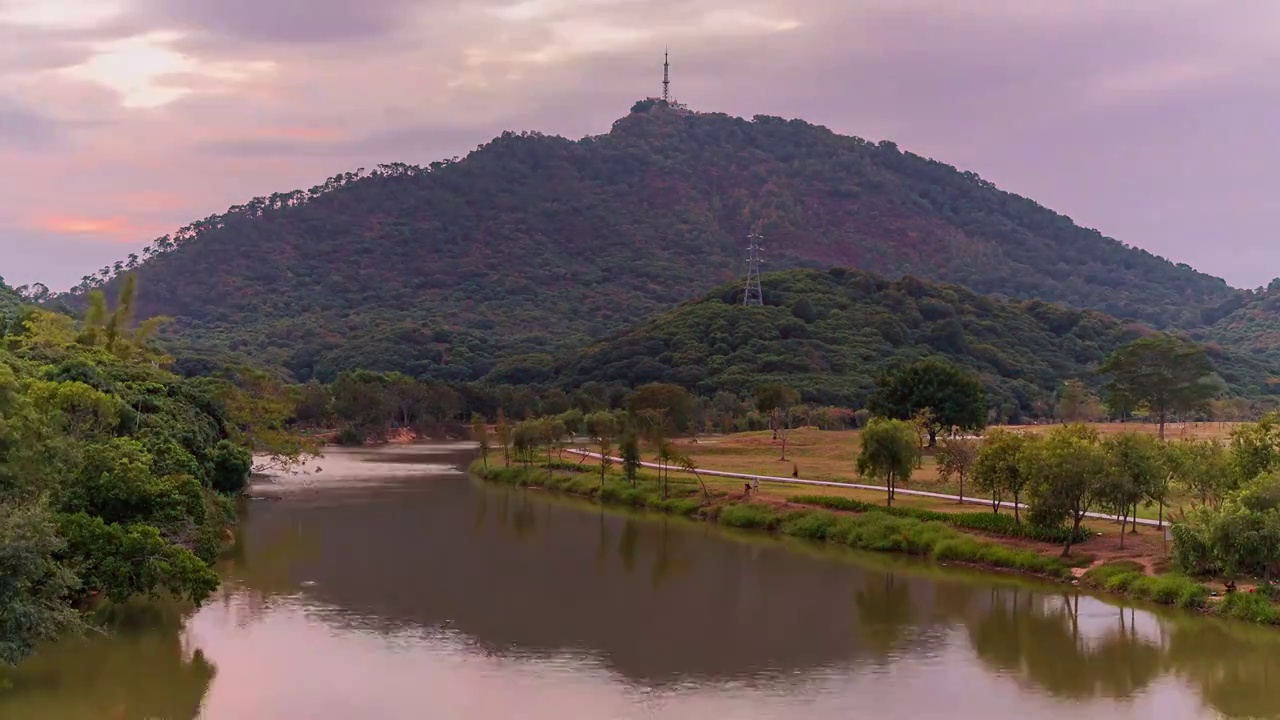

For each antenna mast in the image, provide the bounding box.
[743,232,764,306]
[662,48,670,103]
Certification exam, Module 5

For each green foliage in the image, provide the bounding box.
[1081,562,1208,609]
[211,440,253,494]
[1217,591,1280,624]
[868,357,987,444]
[58,513,219,604]
[1021,425,1108,555]
[718,504,784,530]
[936,436,980,501]
[0,303,256,665]
[1098,433,1165,547]
[561,270,1277,420]
[474,460,1067,579]
[1228,413,1280,487]
[1203,285,1280,365]
[68,109,1246,387]
[855,417,919,506]
[1167,438,1233,508]
[1172,473,1280,580]
[626,383,694,434]
[1099,334,1221,437]
[972,429,1034,520]
[787,495,1085,544]
[0,503,78,665]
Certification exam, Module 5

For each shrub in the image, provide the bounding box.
[337,426,366,446]
[779,511,840,540]
[1217,592,1280,624]
[718,504,783,530]
[788,495,1086,544]
[210,441,253,494]
[1083,562,1209,609]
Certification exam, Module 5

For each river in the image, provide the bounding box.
[3,443,1278,719]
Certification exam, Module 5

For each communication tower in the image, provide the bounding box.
[662,48,671,103]
[743,233,764,306]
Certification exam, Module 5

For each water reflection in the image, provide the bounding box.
[5,445,1280,719]
[0,624,214,719]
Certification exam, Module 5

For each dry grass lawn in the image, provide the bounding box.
[647,422,1237,524]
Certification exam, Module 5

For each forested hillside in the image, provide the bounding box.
[559,269,1279,421]
[1201,283,1280,363]
[66,103,1243,382]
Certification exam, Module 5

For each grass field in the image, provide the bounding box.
[631,422,1240,531]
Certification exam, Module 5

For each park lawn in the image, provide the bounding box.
[654,426,1202,523]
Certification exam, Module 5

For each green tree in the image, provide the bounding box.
[753,383,800,460]
[620,428,641,486]
[471,413,490,471]
[973,429,1034,522]
[1055,380,1101,423]
[626,383,694,434]
[558,408,585,439]
[511,419,541,473]
[1023,425,1107,556]
[855,418,919,507]
[495,409,512,468]
[937,436,980,505]
[1099,335,1220,441]
[585,411,617,487]
[1228,413,1280,486]
[1099,433,1164,548]
[1167,438,1233,509]
[0,502,79,665]
[867,358,987,446]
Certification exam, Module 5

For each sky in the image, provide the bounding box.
[2,0,1278,291]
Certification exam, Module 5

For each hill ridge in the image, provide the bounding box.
[55,102,1250,381]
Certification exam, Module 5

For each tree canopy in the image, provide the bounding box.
[54,105,1254,384]
[1100,334,1221,439]
[0,291,256,665]
[868,357,988,445]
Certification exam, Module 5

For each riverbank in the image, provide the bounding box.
[472,460,1280,627]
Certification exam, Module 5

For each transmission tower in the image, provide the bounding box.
[743,233,764,306]
[662,47,671,103]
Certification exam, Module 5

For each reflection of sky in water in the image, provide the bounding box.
[6,443,1275,720]
[189,593,1207,720]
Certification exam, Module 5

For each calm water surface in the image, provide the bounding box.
[4,444,1279,719]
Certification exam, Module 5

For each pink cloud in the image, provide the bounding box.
[27,214,163,242]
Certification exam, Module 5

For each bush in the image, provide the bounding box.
[779,511,840,540]
[788,495,1086,544]
[337,426,366,446]
[1082,562,1209,609]
[718,504,783,530]
[1217,592,1280,624]
[210,441,253,494]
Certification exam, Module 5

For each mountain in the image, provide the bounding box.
[558,269,1278,420]
[1200,283,1280,362]
[65,102,1243,382]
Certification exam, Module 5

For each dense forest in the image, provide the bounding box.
[50,102,1253,383]
[1200,281,1280,363]
[558,269,1280,421]
[0,282,259,666]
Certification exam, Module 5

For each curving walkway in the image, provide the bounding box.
[566,448,1164,529]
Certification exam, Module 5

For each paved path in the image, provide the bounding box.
[567,448,1164,529]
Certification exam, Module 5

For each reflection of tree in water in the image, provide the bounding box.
[216,518,323,628]
[855,573,916,659]
[618,518,639,573]
[511,492,537,538]
[649,517,690,590]
[1164,618,1280,719]
[966,588,1161,702]
[0,624,215,720]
